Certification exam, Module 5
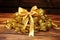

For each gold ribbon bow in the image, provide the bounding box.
[15,6,44,37]
[18,6,38,37]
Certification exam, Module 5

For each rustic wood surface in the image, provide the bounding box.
[0,13,60,40]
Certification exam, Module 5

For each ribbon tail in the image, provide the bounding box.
[23,18,28,29]
[29,15,34,37]
[22,15,28,32]
[22,15,28,22]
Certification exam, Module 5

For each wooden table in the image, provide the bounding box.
[0,13,60,40]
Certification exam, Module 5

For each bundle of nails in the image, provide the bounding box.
[6,6,57,37]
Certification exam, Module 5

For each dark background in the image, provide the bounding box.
[0,0,60,14]
[0,0,18,13]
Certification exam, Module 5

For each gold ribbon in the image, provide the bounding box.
[29,14,34,37]
[15,6,38,37]
[14,6,49,37]
[21,13,34,37]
